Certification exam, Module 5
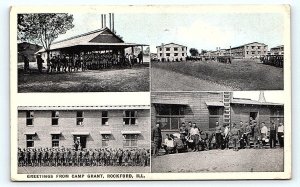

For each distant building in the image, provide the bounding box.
[150,53,158,61]
[18,105,150,149]
[151,92,283,136]
[229,42,268,58]
[17,42,42,62]
[269,45,284,55]
[156,43,187,62]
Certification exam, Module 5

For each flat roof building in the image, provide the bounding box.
[229,42,268,59]
[18,105,150,149]
[156,43,187,62]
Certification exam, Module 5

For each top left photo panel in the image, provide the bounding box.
[15,11,150,92]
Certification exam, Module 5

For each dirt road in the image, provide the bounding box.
[151,67,234,91]
[152,148,284,172]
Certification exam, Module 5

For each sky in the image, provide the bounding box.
[55,12,285,53]
[233,91,285,104]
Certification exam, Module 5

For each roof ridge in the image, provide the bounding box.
[53,27,107,44]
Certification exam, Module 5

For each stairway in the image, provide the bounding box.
[223,92,231,125]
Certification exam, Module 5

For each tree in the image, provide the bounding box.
[189,48,199,56]
[18,13,74,64]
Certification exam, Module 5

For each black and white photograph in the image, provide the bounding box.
[17,105,151,174]
[10,5,291,181]
[17,13,150,92]
[151,91,285,172]
[150,12,287,91]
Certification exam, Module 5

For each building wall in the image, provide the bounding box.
[18,109,150,149]
[230,104,284,128]
[244,43,268,58]
[151,92,224,136]
[156,43,187,61]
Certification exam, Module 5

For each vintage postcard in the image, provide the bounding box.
[10,5,291,181]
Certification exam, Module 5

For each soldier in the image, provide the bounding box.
[61,55,68,72]
[269,121,278,149]
[152,123,162,157]
[253,122,262,149]
[36,55,44,73]
[230,123,240,151]
[88,149,94,166]
[239,121,246,149]
[53,148,58,167]
[146,149,150,166]
[17,148,23,167]
[190,123,200,151]
[244,122,252,148]
[36,148,42,167]
[215,121,224,150]
[123,149,130,167]
[117,148,123,166]
[23,54,30,73]
[130,149,136,166]
[260,122,269,148]
[278,122,284,148]
[179,122,188,145]
[223,124,230,150]
[111,149,117,166]
[30,148,36,167]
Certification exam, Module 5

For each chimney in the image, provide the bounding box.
[109,13,112,30]
[101,14,104,28]
[258,91,266,103]
[112,13,115,33]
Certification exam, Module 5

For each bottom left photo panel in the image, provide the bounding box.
[16,105,151,174]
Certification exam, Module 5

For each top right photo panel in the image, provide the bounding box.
[150,6,289,91]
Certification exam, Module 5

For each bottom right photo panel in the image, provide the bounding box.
[151,91,285,173]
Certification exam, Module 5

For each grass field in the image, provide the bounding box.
[18,65,149,92]
[151,59,283,91]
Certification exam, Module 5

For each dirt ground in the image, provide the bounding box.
[18,65,149,92]
[18,165,150,174]
[151,148,284,173]
[151,59,283,91]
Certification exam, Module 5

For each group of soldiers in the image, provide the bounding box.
[152,119,284,156]
[18,147,150,167]
[25,51,144,74]
[260,55,284,68]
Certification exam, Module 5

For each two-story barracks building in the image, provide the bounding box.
[18,105,150,149]
[156,43,187,62]
[151,92,284,137]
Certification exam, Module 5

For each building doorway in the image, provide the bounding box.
[250,112,258,121]
[73,136,87,150]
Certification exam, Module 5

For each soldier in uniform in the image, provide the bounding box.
[269,121,278,148]
[215,121,224,150]
[117,148,123,166]
[253,122,262,149]
[152,123,162,157]
[230,123,240,151]
[17,148,23,167]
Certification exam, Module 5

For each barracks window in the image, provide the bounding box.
[123,110,137,125]
[166,47,170,51]
[26,135,34,148]
[52,134,60,147]
[76,111,84,126]
[155,104,185,131]
[51,111,59,126]
[174,47,178,51]
[123,134,138,148]
[26,111,34,126]
[101,111,109,125]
